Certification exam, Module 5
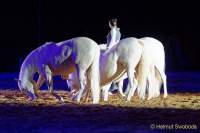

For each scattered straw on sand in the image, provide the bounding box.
[0,90,200,109]
[0,90,199,132]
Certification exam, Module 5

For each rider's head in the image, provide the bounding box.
[109,19,118,28]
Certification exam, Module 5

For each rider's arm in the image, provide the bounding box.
[107,28,116,49]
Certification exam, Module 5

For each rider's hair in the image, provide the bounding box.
[109,19,117,27]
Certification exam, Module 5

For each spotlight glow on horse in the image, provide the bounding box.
[67,37,167,102]
[17,37,100,104]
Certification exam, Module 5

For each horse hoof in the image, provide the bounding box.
[103,99,108,102]
[28,97,32,101]
[71,96,76,101]
[108,92,113,95]
[147,97,152,100]
[92,101,99,104]
[57,96,64,103]
[120,93,125,97]
[163,94,168,98]
[60,97,64,102]
[71,96,80,102]
[125,100,130,103]
[125,98,131,102]
[154,94,160,98]
[139,96,145,100]
[28,96,37,101]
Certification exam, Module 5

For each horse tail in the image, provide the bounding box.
[154,66,162,96]
[154,45,167,98]
[136,40,149,99]
[88,45,100,104]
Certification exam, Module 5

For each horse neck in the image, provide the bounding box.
[19,61,37,81]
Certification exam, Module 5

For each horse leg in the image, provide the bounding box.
[118,80,125,97]
[124,83,130,96]
[73,68,87,102]
[30,79,40,98]
[147,66,156,100]
[157,67,167,98]
[116,73,127,97]
[42,65,53,93]
[102,84,111,102]
[83,87,90,103]
[23,80,37,101]
[35,75,45,94]
[43,65,64,102]
[126,67,138,102]
[154,68,162,98]
[82,76,91,103]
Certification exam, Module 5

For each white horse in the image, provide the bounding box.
[137,37,167,100]
[17,37,100,104]
[98,44,125,97]
[67,37,167,102]
[104,37,167,101]
[67,37,142,102]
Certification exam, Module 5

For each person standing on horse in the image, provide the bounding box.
[106,19,121,49]
[106,19,122,93]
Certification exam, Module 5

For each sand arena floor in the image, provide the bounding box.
[0,90,200,132]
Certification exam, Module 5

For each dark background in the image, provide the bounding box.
[0,0,199,72]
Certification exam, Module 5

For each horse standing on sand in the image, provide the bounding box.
[66,37,142,101]
[134,37,167,100]
[66,37,167,102]
[17,37,100,104]
[119,37,167,101]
